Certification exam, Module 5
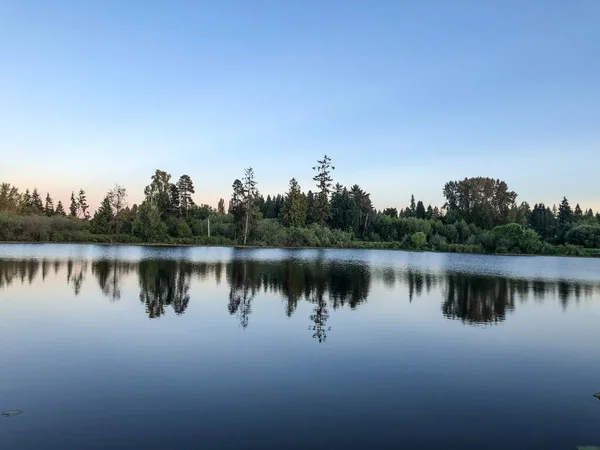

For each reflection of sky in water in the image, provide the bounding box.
[1,244,600,450]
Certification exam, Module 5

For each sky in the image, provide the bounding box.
[1,0,599,213]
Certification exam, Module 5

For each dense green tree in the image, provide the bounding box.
[558,197,572,224]
[274,194,284,219]
[69,192,78,217]
[411,231,427,248]
[55,201,66,216]
[383,207,398,218]
[176,175,195,218]
[280,178,307,227]
[0,183,20,213]
[306,191,319,225]
[229,179,245,237]
[217,198,225,215]
[144,169,173,219]
[44,193,54,216]
[90,195,114,234]
[574,203,583,219]
[510,201,531,227]
[426,205,434,220]
[410,195,416,216]
[330,187,359,231]
[443,177,517,229]
[312,155,334,226]
[529,204,556,240]
[133,201,167,242]
[349,184,373,237]
[416,201,426,219]
[31,188,44,214]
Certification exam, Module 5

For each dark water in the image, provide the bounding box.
[1,244,599,449]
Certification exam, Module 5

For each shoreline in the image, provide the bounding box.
[1,240,599,259]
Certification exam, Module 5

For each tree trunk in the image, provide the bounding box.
[243,211,249,245]
[207,217,211,237]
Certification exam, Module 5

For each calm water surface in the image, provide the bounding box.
[1,244,600,449]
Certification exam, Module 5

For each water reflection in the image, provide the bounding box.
[2,257,600,334]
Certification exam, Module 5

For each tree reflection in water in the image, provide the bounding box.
[1,256,600,336]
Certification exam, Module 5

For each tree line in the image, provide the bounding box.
[1,155,600,256]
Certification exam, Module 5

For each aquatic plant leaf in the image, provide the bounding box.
[593,392,600,401]
[1,410,22,417]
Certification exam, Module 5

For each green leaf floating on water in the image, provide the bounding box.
[594,393,600,401]
[1,410,22,417]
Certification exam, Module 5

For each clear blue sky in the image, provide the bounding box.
[1,0,599,212]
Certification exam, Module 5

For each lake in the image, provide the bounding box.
[1,244,599,449]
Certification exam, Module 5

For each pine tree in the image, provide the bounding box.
[31,188,44,214]
[176,175,195,218]
[44,193,54,216]
[217,198,225,215]
[426,204,434,220]
[410,195,416,216]
[312,155,334,226]
[306,191,318,224]
[558,197,572,224]
[230,179,245,238]
[69,192,78,217]
[241,167,259,245]
[280,178,307,227]
[56,200,66,216]
[21,189,32,214]
[78,189,90,219]
[90,195,114,234]
[416,200,426,219]
[574,203,583,219]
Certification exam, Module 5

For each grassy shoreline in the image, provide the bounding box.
[1,239,599,258]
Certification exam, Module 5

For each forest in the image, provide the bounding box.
[1,155,600,257]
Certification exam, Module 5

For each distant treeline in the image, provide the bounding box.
[1,155,600,256]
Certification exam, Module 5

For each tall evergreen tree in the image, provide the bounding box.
[349,184,373,237]
[78,189,90,219]
[312,155,334,226]
[280,178,307,227]
[56,200,66,216]
[230,179,245,238]
[416,200,426,219]
[410,195,416,216]
[306,191,318,225]
[241,167,259,245]
[31,188,44,214]
[44,193,54,216]
[176,175,195,218]
[22,189,32,213]
[574,203,583,219]
[529,203,556,240]
[558,197,572,224]
[69,192,78,217]
[90,195,114,234]
[426,205,434,220]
